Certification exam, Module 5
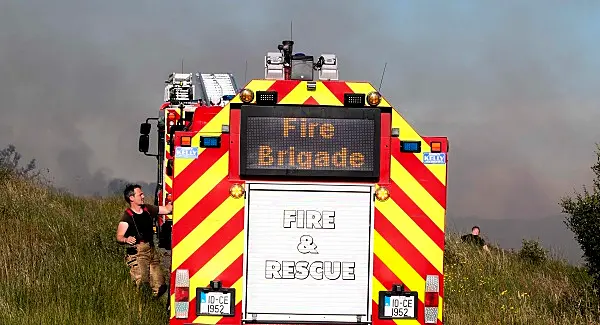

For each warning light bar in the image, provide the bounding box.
[400,141,421,153]
[256,91,278,105]
[344,93,365,107]
[200,136,221,148]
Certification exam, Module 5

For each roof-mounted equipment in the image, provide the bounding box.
[264,40,339,81]
[164,73,195,104]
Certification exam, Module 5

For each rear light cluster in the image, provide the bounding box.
[166,111,178,138]
[424,275,440,324]
[167,112,177,128]
[175,269,190,319]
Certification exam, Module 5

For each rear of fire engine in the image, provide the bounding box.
[168,40,449,325]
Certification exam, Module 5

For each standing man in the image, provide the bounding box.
[116,183,172,298]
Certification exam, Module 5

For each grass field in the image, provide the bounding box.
[1,169,599,324]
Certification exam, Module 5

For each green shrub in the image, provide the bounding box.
[518,239,548,265]
[560,143,600,293]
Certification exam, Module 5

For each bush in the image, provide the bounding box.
[560,143,600,293]
[0,144,41,179]
[518,239,548,265]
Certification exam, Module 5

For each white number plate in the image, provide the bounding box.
[384,295,417,318]
[199,291,232,315]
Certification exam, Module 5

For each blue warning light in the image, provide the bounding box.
[200,136,221,148]
[400,141,421,153]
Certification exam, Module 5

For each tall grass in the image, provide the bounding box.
[444,237,600,324]
[0,170,169,325]
[1,169,599,324]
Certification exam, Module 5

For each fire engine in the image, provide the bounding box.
[140,39,448,325]
[138,71,239,249]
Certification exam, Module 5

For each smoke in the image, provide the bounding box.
[0,0,599,219]
[380,2,600,219]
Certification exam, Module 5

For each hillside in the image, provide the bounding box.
[1,170,599,325]
[0,170,169,325]
[444,239,599,324]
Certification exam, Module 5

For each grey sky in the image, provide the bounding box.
[1,0,599,220]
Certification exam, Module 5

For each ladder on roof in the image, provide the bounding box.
[195,73,239,107]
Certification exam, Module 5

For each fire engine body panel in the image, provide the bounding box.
[154,72,238,247]
[167,42,448,325]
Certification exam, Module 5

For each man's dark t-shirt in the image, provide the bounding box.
[461,234,485,248]
[120,204,159,254]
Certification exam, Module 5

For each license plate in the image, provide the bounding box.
[198,291,232,316]
[383,295,417,318]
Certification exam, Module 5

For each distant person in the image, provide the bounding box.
[461,226,490,251]
[116,184,172,298]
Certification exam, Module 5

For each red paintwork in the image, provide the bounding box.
[228,108,241,181]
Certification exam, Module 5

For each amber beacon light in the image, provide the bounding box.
[240,89,254,103]
[366,91,381,107]
[374,186,390,202]
[230,184,245,199]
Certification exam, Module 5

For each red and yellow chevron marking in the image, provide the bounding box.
[169,101,244,325]
[170,79,446,325]
[230,80,392,108]
[373,117,446,324]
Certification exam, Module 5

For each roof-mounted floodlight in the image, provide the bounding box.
[265,52,285,80]
[318,54,338,81]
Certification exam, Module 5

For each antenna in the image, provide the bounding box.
[378,62,387,92]
[290,20,293,41]
[244,60,248,84]
[181,59,184,73]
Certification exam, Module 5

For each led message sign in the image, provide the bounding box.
[239,105,381,178]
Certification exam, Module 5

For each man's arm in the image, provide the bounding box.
[158,202,173,215]
[116,219,136,245]
[477,236,490,251]
[145,204,172,220]
[480,237,491,251]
